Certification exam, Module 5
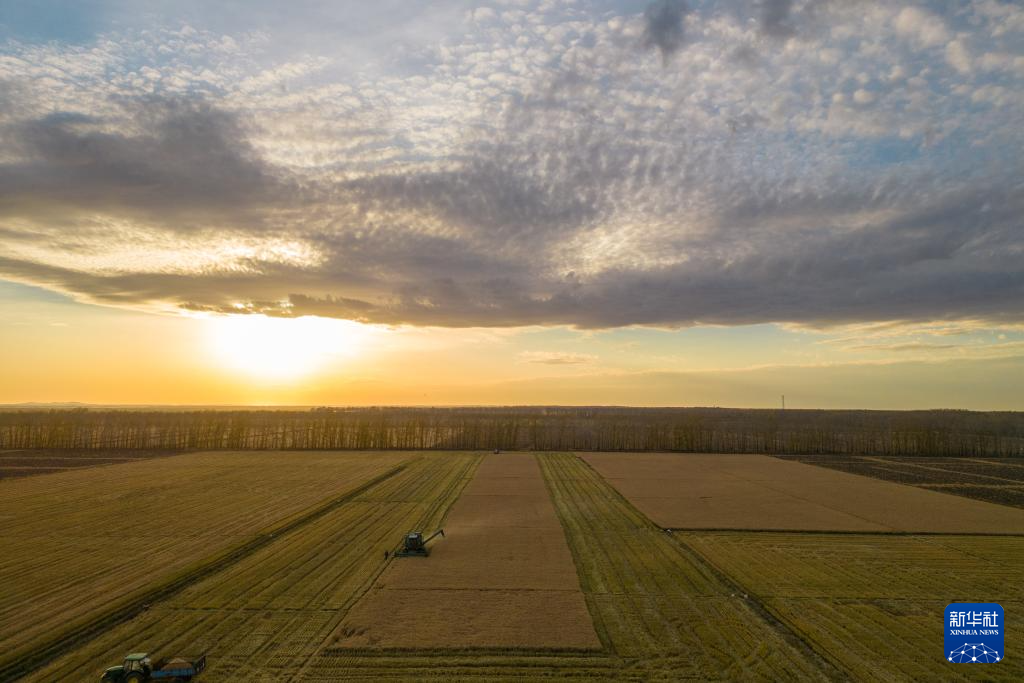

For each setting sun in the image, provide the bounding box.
[206,314,369,381]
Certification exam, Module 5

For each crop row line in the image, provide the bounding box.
[666,533,846,680]
[540,452,841,680]
[283,454,484,682]
[0,464,407,681]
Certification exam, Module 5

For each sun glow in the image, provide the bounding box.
[206,314,370,381]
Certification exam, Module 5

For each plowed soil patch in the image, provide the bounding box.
[583,453,1024,533]
[331,453,600,650]
[0,449,183,479]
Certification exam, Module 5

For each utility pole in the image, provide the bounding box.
[781,394,785,410]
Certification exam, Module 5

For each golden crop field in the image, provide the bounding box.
[679,532,1024,681]
[22,453,480,682]
[583,452,1024,533]
[538,452,833,681]
[5,449,1023,682]
[0,450,412,679]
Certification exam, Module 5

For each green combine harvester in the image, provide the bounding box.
[392,528,445,557]
[100,652,206,682]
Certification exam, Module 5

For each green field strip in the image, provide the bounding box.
[538,452,836,681]
[677,532,1024,682]
[4,463,407,682]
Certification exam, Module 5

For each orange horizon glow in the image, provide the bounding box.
[2,283,1023,411]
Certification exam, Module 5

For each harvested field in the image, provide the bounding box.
[584,452,1024,533]
[9,449,1022,681]
[0,450,412,678]
[679,532,1024,681]
[305,650,619,682]
[330,453,600,650]
[23,453,480,682]
[783,455,1024,508]
[337,590,597,649]
[0,449,183,479]
[538,452,831,680]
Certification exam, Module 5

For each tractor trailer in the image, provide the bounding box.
[100,652,206,682]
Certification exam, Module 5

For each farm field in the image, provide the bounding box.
[583,452,1024,533]
[0,449,183,479]
[678,532,1024,681]
[538,452,832,680]
[331,453,599,650]
[0,450,412,679]
[6,449,1024,681]
[22,452,480,682]
[306,452,831,681]
[783,455,1024,508]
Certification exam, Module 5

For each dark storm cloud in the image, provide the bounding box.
[0,99,288,227]
[642,0,690,61]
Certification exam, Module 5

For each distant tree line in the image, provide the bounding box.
[2,407,1023,457]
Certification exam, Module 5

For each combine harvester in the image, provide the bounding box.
[100,652,206,682]
[391,529,445,557]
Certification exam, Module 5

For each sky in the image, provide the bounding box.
[0,0,1022,408]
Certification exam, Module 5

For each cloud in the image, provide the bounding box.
[760,0,795,38]
[642,0,690,61]
[894,7,950,48]
[945,39,972,73]
[519,351,597,365]
[850,342,957,352]
[852,88,875,104]
[0,4,1022,331]
[0,98,290,228]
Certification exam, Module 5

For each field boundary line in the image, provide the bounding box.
[569,454,845,680]
[669,533,848,680]
[0,464,407,682]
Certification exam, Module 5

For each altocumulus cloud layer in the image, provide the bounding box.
[0,0,1022,328]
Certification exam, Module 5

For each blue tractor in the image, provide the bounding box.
[100,652,206,682]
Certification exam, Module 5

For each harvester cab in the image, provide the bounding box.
[393,528,445,557]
